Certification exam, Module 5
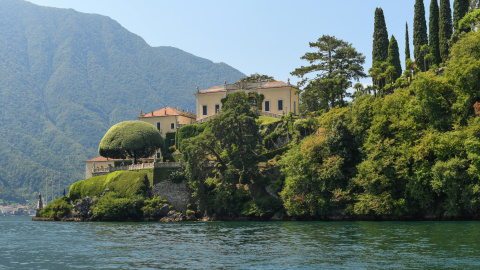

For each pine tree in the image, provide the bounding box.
[387,35,402,81]
[454,0,470,31]
[372,8,389,64]
[405,22,411,64]
[414,0,428,71]
[439,0,453,63]
[430,0,441,66]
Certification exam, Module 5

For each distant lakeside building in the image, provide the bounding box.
[85,79,299,179]
[0,205,32,216]
[195,80,299,121]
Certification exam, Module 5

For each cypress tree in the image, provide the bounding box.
[453,0,470,31]
[414,0,428,71]
[387,35,402,81]
[372,7,389,64]
[429,0,441,66]
[439,0,453,63]
[405,22,411,64]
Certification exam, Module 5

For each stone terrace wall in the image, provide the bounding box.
[152,179,193,213]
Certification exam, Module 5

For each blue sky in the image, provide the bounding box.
[27,0,446,87]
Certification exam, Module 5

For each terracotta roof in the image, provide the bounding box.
[85,156,123,162]
[196,80,295,94]
[139,107,180,118]
[138,107,195,118]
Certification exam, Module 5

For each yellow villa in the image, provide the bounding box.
[86,79,299,178]
[85,107,195,178]
[195,80,300,121]
[138,106,196,145]
[84,156,123,179]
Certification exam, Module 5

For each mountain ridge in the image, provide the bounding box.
[0,0,245,203]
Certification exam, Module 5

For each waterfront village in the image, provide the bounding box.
[84,79,300,179]
[1,205,34,216]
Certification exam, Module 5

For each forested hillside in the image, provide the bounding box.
[0,0,244,203]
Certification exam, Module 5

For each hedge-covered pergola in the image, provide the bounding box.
[98,121,164,164]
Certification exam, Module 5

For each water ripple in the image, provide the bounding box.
[1,217,480,269]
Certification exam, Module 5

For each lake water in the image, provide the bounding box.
[1,216,480,269]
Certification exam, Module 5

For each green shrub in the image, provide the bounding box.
[170,170,186,183]
[259,144,291,161]
[39,197,72,219]
[169,205,174,210]
[176,122,208,150]
[242,197,282,217]
[186,210,195,216]
[92,192,144,221]
[68,175,106,201]
[69,170,151,201]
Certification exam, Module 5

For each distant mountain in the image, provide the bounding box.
[0,0,245,203]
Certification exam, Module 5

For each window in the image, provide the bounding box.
[294,101,296,114]
[264,100,270,112]
[156,152,161,159]
[278,100,283,111]
[215,104,220,114]
[156,122,161,131]
[202,105,208,116]
[249,97,257,107]
[170,122,175,130]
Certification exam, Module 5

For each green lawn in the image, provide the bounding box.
[257,116,281,125]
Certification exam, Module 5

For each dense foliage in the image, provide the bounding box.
[454,0,471,31]
[98,121,164,163]
[430,0,441,67]
[440,0,453,62]
[405,22,411,63]
[278,31,480,219]
[414,0,428,71]
[68,170,151,201]
[242,73,275,83]
[180,92,279,217]
[372,8,389,64]
[387,35,402,81]
[291,35,366,113]
[0,0,244,204]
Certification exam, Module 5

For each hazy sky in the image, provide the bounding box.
[26,0,445,86]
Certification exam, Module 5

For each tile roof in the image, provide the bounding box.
[138,107,195,118]
[85,156,123,162]
[196,80,296,94]
[139,107,180,117]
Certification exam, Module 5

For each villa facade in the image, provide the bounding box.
[195,80,300,121]
[86,79,300,179]
[84,156,123,179]
[138,107,196,145]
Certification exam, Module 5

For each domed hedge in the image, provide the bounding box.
[98,121,164,161]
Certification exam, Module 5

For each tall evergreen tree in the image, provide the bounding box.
[372,8,389,64]
[414,0,429,71]
[454,0,470,30]
[387,35,402,81]
[439,0,453,62]
[405,22,411,64]
[430,0,441,66]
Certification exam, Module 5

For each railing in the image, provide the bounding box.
[193,110,281,125]
[92,160,218,175]
[256,111,282,119]
[194,113,220,124]
[92,161,184,175]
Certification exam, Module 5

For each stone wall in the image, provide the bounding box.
[152,179,193,213]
